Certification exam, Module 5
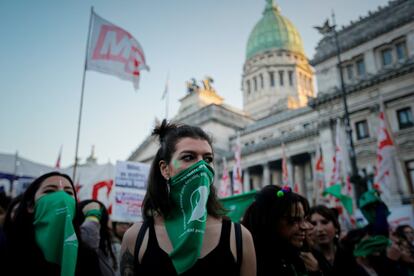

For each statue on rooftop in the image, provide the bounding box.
[186,78,200,93]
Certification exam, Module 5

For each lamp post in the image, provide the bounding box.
[315,12,367,199]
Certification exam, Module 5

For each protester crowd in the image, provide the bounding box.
[0,120,413,276]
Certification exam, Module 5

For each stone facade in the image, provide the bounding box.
[129,0,414,206]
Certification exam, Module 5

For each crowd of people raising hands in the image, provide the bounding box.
[0,119,413,276]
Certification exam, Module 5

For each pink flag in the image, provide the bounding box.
[282,143,289,187]
[232,136,243,195]
[86,11,149,90]
[218,158,231,198]
[374,110,397,206]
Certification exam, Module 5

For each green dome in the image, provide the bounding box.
[246,1,305,59]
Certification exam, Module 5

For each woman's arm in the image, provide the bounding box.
[240,225,256,276]
[120,222,142,276]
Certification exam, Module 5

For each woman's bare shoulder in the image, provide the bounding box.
[121,221,143,253]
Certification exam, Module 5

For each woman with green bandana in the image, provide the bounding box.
[3,171,101,276]
[120,120,256,276]
[242,185,321,276]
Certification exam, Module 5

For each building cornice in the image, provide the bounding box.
[311,0,413,65]
[309,60,414,108]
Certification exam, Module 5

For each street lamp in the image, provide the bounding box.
[315,12,367,199]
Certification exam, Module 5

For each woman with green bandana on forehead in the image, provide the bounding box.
[3,171,101,276]
[121,119,256,276]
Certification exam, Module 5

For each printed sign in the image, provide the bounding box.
[111,161,150,222]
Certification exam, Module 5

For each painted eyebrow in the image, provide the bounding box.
[42,183,73,190]
[179,150,213,156]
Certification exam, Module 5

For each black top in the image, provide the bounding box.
[134,219,240,276]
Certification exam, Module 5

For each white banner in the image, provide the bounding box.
[86,11,149,90]
[111,161,150,223]
[63,163,115,211]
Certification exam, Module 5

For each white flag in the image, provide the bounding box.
[374,110,398,206]
[218,157,231,198]
[281,143,290,187]
[313,147,327,205]
[232,136,243,195]
[86,11,149,90]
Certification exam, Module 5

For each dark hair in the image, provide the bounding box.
[395,225,413,241]
[5,172,100,275]
[3,193,23,236]
[142,119,225,219]
[242,185,309,246]
[309,205,341,241]
[242,185,310,274]
[77,199,117,270]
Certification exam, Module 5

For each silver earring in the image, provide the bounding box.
[166,178,170,195]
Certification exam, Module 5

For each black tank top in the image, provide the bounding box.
[134,219,240,276]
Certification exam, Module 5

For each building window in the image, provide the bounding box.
[246,80,251,95]
[269,71,275,87]
[260,74,264,89]
[253,77,257,91]
[279,70,284,86]
[355,120,370,140]
[356,58,366,77]
[346,64,354,80]
[381,48,393,66]
[396,41,407,61]
[397,107,414,129]
[288,71,293,86]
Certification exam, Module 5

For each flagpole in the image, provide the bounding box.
[166,73,169,119]
[73,6,94,181]
[11,151,18,195]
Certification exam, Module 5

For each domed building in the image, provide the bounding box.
[129,0,414,208]
[242,0,314,119]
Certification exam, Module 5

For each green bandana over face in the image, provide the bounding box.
[34,191,78,276]
[165,160,215,274]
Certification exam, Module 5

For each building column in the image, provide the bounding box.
[262,162,270,188]
[243,168,250,192]
[296,164,306,196]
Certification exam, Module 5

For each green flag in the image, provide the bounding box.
[220,190,257,222]
[323,184,354,215]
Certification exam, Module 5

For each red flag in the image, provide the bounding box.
[86,11,149,90]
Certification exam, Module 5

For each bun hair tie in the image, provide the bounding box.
[277,186,291,197]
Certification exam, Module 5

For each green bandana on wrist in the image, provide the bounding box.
[353,235,391,257]
[164,160,215,274]
[85,209,102,221]
[34,191,78,276]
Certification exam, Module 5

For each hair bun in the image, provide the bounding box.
[152,119,177,143]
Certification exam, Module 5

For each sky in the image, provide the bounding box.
[0,0,390,168]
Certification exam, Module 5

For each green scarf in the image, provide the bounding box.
[164,160,215,274]
[353,235,391,257]
[34,191,78,276]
